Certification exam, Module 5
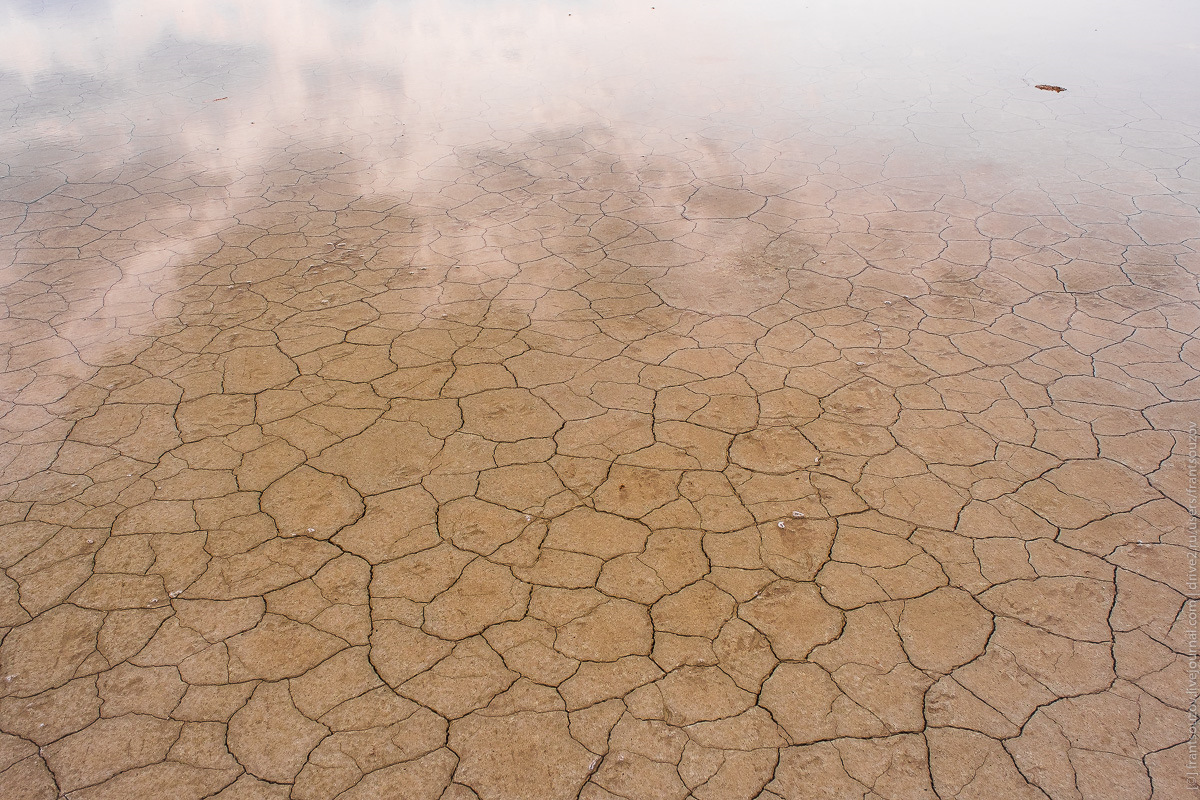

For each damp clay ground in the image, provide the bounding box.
[0,2,1198,799]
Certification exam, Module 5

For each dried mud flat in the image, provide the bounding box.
[0,2,1198,799]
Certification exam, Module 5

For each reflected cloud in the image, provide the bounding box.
[1,0,1197,225]
[2,0,1198,160]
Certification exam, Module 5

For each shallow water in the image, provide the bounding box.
[1,1,1198,798]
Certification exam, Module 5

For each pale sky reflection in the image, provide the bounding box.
[1,0,1197,194]
[3,1,1198,119]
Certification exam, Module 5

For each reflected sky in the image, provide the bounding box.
[3,0,1199,143]
[1,0,1197,260]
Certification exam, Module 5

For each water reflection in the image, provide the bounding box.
[4,0,1199,138]
[1,0,1198,308]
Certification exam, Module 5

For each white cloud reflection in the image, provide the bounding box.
[1,0,1197,176]
[4,0,1197,115]
[1,0,1196,311]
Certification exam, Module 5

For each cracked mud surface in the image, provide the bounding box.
[1,1,1198,798]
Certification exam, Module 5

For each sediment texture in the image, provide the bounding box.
[0,3,1197,798]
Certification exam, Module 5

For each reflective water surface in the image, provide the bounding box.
[1,1,1199,798]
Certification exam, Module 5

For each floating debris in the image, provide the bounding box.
[1036,84,1066,92]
